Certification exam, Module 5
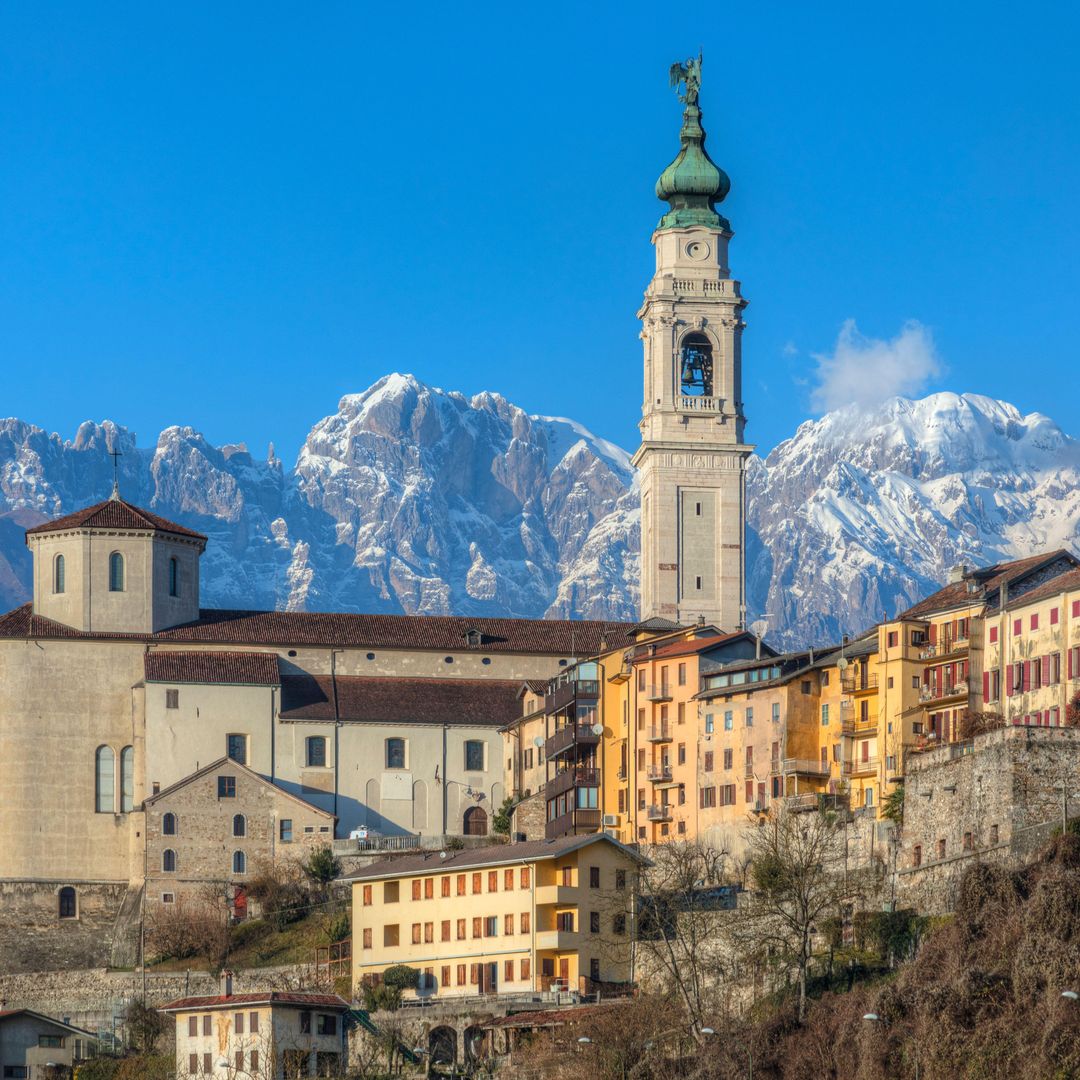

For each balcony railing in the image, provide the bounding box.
[841,672,878,694]
[545,679,600,714]
[782,757,831,777]
[645,684,673,702]
[546,722,602,759]
[841,719,878,736]
[678,395,721,413]
[918,635,968,660]
[919,680,968,704]
[646,764,673,783]
[842,757,880,777]
[546,767,600,799]
[786,793,849,814]
[647,725,673,743]
[743,761,755,779]
[646,804,673,822]
[545,808,601,839]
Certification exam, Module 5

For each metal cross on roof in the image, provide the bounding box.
[108,447,122,499]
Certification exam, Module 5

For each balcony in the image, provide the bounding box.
[786,793,849,814]
[647,725,673,744]
[535,928,579,951]
[545,679,600,714]
[919,680,969,704]
[841,719,878,737]
[546,767,600,799]
[535,884,578,906]
[918,636,968,661]
[546,723,602,759]
[545,808,601,839]
[743,761,756,779]
[841,672,879,694]
[843,757,880,777]
[782,757,831,777]
[646,804,673,822]
[646,764,673,784]
[678,395,722,413]
[645,684,673,702]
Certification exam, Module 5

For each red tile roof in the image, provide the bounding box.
[279,675,521,728]
[144,650,280,685]
[0,603,634,654]
[898,551,1078,619]
[25,498,207,541]
[993,565,1080,613]
[632,631,747,662]
[159,992,349,1012]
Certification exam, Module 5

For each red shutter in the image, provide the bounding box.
[929,623,938,645]
[983,671,990,700]
[1022,661,1032,692]
[1042,655,1051,686]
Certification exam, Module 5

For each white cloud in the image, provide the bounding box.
[810,319,942,413]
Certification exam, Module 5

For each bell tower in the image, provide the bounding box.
[632,55,752,631]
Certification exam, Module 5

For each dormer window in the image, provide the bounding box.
[54,554,65,594]
[108,552,124,592]
[168,557,179,597]
[463,629,483,648]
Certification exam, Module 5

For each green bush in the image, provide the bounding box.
[325,911,350,943]
[304,845,342,890]
[382,964,421,992]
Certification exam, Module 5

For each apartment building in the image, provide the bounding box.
[347,833,644,999]
[626,633,766,845]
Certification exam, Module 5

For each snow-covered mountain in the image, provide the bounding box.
[1,381,1077,647]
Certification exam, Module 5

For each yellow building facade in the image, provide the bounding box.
[347,834,644,999]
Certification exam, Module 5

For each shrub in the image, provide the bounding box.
[382,964,421,993]
[325,911,350,943]
[492,796,517,835]
[124,1000,165,1053]
[303,845,342,891]
[245,859,311,930]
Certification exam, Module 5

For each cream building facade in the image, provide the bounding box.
[634,62,752,631]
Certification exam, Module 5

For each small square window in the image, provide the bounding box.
[217,776,236,799]
[165,689,179,709]
[279,819,292,842]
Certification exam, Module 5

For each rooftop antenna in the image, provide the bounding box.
[108,446,123,500]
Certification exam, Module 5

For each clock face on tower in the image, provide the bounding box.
[685,240,710,261]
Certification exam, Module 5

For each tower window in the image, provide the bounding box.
[696,576,702,590]
[54,554,65,594]
[108,552,124,592]
[168,557,179,597]
[679,333,713,397]
[695,502,701,516]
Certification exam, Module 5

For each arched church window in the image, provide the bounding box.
[162,849,176,872]
[109,552,124,592]
[162,812,177,836]
[679,332,713,397]
[168,557,179,597]
[233,814,246,838]
[95,746,115,813]
[120,746,134,812]
[232,851,247,875]
[54,554,65,594]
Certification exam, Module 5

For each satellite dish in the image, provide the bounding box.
[533,736,544,748]
[591,723,604,737]
[439,851,447,859]
[837,657,849,671]
[749,619,769,639]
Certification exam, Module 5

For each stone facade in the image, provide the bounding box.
[145,760,336,914]
[896,725,1080,913]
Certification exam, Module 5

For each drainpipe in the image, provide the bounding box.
[442,724,449,837]
[331,649,341,824]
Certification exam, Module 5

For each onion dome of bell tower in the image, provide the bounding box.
[655,53,730,231]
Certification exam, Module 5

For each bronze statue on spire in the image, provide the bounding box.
[668,52,702,106]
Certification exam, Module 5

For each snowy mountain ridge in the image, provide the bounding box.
[0,378,1076,648]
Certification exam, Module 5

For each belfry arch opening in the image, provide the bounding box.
[679,333,714,397]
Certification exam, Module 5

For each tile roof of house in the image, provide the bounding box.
[0,603,634,654]
[0,1009,97,1036]
[143,756,336,816]
[278,675,522,728]
[341,831,647,881]
[521,679,549,696]
[144,650,281,685]
[990,565,1080,614]
[632,630,750,662]
[159,992,349,1013]
[24,497,207,541]
[898,551,1077,620]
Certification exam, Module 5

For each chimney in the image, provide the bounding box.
[220,970,234,998]
[948,563,968,585]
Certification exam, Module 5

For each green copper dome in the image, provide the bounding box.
[655,102,730,231]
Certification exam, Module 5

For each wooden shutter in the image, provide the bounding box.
[983,671,990,700]
[929,623,938,645]
[1042,655,1051,685]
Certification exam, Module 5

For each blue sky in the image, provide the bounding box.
[1,2,1078,464]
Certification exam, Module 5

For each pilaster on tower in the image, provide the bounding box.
[633,55,753,632]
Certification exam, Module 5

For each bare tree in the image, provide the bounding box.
[733,805,866,1022]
